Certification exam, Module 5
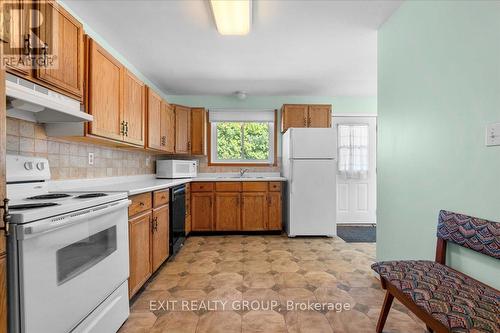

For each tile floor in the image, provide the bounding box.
[119,235,426,333]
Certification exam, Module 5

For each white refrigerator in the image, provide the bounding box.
[282,128,337,237]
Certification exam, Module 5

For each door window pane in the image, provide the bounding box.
[338,124,369,178]
[56,226,117,285]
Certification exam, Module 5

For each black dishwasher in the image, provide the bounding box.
[170,184,186,256]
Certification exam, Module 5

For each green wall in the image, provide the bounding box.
[377,1,500,288]
[166,95,377,115]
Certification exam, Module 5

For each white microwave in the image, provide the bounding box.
[156,160,197,179]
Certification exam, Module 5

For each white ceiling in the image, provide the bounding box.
[62,0,401,96]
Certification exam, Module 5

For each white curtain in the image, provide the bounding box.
[337,124,369,179]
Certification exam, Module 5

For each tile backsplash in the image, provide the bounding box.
[6,117,281,180]
[6,117,157,180]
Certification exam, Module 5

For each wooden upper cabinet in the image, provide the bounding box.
[308,105,331,128]
[128,212,152,298]
[215,192,241,231]
[151,205,169,271]
[190,107,206,155]
[1,0,31,76]
[86,37,123,142]
[174,105,191,154]
[37,1,84,99]
[122,69,145,146]
[162,101,175,153]
[281,104,308,132]
[146,87,162,150]
[191,192,213,231]
[281,104,332,132]
[241,192,268,231]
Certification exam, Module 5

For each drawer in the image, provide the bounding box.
[269,182,282,192]
[242,182,268,192]
[191,182,214,192]
[129,192,152,216]
[215,182,241,192]
[153,190,169,207]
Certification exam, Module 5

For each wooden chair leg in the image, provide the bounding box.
[426,325,434,333]
[376,291,394,333]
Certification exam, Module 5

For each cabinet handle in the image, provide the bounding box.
[120,121,125,135]
[139,202,145,206]
[303,117,307,127]
[124,122,129,136]
[23,34,31,56]
[308,116,311,127]
[42,43,49,67]
[187,141,191,151]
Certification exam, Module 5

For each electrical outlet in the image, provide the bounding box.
[486,123,500,146]
[88,152,94,165]
[145,157,150,167]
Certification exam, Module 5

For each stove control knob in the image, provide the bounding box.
[24,161,33,170]
[36,162,45,171]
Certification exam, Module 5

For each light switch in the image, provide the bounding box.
[486,123,500,146]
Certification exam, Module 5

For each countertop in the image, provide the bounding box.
[51,174,286,196]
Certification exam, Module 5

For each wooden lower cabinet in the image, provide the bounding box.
[191,182,282,232]
[128,211,152,297]
[215,192,241,231]
[241,192,267,231]
[151,205,169,271]
[128,190,170,298]
[185,184,192,234]
[191,192,214,231]
[268,192,282,230]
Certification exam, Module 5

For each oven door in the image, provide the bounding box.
[14,199,130,333]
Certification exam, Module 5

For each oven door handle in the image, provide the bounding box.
[22,200,131,237]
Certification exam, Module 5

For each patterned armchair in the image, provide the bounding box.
[371,210,500,333]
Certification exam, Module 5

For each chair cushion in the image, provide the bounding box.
[372,260,500,333]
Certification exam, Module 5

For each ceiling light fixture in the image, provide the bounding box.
[209,0,252,36]
[235,91,247,100]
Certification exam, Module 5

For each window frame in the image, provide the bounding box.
[208,109,278,166]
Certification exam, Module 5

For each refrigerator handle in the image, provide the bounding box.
[290,161,293,194]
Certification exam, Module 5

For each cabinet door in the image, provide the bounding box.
[267,192,282,230]
[0,255,5,332]
[175,105,191,154]
[122,69,145,146]
[86,38,123,142]
[128,212,152,298]
[307,105,331,128]
[161,101,175,153]
[191,193,214,231]
[190,107,206,155]
[0,69,6,333]
[215,192,241,231]
[185,184,192,234]
[241,192,268,231]
[281,105,308,132]
[37,1,84,99]
[147,88,162,150]
[2,0,31,76]
[152,205,169,271]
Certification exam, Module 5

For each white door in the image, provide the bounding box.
[289,159,336,236]
[333,116,377,224]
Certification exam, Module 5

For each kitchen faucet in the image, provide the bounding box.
[239,168,249,177]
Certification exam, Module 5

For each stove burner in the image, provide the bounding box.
[10,203,60,210]
[75,193,108,199]
[27,193,71,200]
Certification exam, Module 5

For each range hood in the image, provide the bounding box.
[5,73,93,123]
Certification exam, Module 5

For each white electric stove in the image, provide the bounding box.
[6,154,131,333]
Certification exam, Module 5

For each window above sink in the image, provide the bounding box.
[208,109,277,166]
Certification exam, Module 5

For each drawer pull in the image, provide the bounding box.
[139,202,145,206]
